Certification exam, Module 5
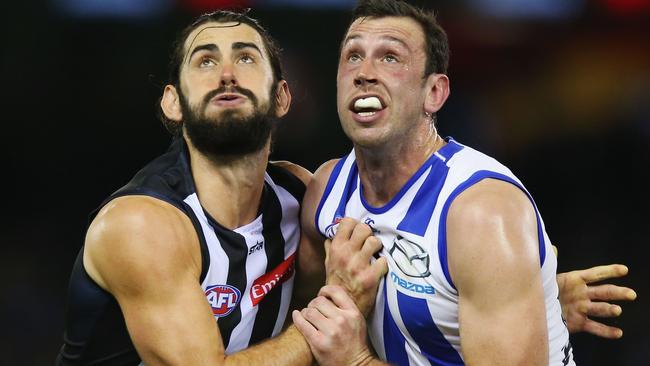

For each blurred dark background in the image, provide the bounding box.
[1,0,648,364]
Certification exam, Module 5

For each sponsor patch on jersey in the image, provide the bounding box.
[250,253,296,306]
[205,285,241,317]
[389,234,431,278]
[390,271,435,295]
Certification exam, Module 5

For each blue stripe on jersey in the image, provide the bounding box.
[396,140,463,235]
[360,151,439,215]
[397,159,449,236]
[437,170,547,289]
[396,291,464,366]
[437,138,464,161]
[314,155,349,237]
[382,281,410,366]
[334,163,359,221]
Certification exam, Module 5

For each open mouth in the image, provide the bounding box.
[349,96,385,117]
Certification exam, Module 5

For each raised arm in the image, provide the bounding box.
[447,179,548,365]
[84,195,312,366]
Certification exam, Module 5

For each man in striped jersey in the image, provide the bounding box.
[56,10,375,366]
[293,1,637,365]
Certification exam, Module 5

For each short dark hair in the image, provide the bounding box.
[159,10,284,136]
[349,0,449,77]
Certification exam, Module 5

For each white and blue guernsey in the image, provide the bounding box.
[315,138,574,366]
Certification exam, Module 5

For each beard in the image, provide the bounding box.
[179,85,277,160]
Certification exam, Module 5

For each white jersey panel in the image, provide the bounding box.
[315,138,574,366]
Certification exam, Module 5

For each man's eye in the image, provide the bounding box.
[200,58,215,67]
[348,53,362,63]
[238,54,255,64]
[382,54,398,63]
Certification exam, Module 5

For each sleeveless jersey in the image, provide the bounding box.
[315,138,574,366]
[57,137,305,365]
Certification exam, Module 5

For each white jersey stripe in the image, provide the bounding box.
[266,177,300,334]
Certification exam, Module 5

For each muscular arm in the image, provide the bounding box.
[447,179,548,366]
[84,195,311,366]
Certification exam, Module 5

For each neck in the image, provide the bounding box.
[355,121,444,207]
[186,137,270,230]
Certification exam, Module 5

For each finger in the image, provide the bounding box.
[349,223,373,251]
[292,309,321,341]
[586,302,622,318]
[360,236,383,259]
[370,256,389,279]
[300,307,332,334]
[308,295,342,319]
[324,239,332,260]
[581,318,624,339]
[551,244,558,257]
[579,264,629,283]
[319,285,359,311]
[333,218,358,243]
[588,284,637,301]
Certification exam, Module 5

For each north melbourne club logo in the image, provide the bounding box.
[205,285,241,317]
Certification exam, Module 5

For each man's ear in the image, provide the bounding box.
[160,85,183,122]
[423,74,450,116]
[273,80,292,118]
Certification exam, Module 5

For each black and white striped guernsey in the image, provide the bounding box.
[57,138,305,365]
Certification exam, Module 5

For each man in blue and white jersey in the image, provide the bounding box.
[292,1,636,365]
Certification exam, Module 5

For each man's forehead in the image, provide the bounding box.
[184,21,265,52]
[344,16,424,46]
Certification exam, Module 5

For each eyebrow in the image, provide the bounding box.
[341,34,410,51]
[232,42,264,58]
[186,42,264,64]
[187,43,219,64]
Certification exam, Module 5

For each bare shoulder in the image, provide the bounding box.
[448,178,535,225]
[84,195,201,295]
[447,178,540,289]
[269,160,313,186]
[306,158,340,200]
[300,159,341,234]
[312,159,340,185]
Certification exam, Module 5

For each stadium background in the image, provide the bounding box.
[1,0,648,364]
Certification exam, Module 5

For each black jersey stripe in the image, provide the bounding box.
[267,163,306,202]
[248,183,286,346]
[206,214,249,350]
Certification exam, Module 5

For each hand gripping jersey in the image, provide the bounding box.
[315,138,574,366]
[57,138,304,365]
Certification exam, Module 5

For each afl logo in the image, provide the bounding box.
[205,285,241,317]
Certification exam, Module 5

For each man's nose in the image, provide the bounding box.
[220,63,238,87]
[354,59,378,87]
